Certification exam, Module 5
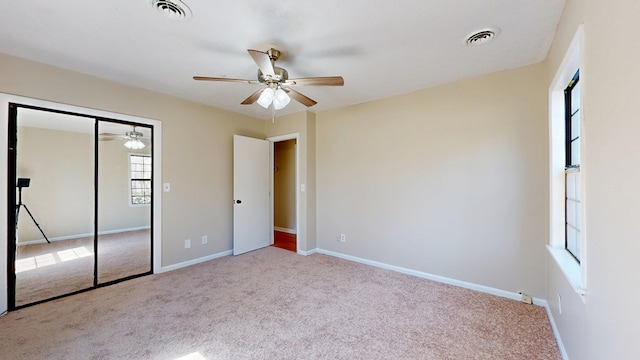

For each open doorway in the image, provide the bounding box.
[272,138,297,252]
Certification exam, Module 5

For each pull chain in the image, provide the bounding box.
[271,105,275,123]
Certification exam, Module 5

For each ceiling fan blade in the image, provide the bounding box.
[193,76,259,84]
[286,76,344,86]
[283,88,318,107]
[241,88,266,105]
[99,133,125,140]
[248,49,275,77]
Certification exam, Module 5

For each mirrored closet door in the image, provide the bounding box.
[13,108,95,307]
[9,105,153,309]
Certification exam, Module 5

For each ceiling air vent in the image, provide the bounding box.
[150,0,192,20]
[464,27,501,46]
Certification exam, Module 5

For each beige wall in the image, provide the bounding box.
[0,53,265,270]
[306,112,317,251]
[545,0,640,358]
[274,139,296,230]
[316,63,548,297]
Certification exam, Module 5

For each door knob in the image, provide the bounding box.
[235,200,242,204]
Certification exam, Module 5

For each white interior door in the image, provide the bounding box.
[233,135,270,255]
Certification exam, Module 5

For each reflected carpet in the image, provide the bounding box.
[14,229,151,306]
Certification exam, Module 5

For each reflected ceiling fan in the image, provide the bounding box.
[193,48,344,109]
[99,126,147,150]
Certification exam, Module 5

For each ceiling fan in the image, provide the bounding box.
[193,48,344,109]
[99,126,147,149]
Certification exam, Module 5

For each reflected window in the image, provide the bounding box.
[129,154,151,205]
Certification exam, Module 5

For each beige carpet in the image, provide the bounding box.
[0,247,561,359]
[14,230,151,306]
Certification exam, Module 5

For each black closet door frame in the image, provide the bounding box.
[6,103,154,310]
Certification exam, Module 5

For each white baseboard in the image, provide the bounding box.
[543,300,570,360]
[274,226,296,234]
[158,250,232,273]
[297,248,317,256]
[17,226,151,246]
[315,248,547,305]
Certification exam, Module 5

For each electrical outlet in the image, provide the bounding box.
[340,234,346,242]
[558,294,562,315]
[202,236,208,245]
[185,239,191,249]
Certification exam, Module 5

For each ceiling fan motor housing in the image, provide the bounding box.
[125,130,143,139]
[266,48,282,61]
[258,67,288,84]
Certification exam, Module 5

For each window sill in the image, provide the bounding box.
[547,245,587,298]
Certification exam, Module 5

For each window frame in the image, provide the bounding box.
[564,70,581,262]
[565,70,580,169]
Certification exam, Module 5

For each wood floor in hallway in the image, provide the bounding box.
[273,230,296,252]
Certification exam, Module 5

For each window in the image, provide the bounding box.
[130,154,151,205]
[565,70,581,262]
[548,25,586,297]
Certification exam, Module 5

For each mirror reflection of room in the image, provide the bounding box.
[14,109,95,306]
[13,108,153,308]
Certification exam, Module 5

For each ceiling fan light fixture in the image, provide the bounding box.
[257,88,275,108]
[273,89,290,110]
[124,139,146,150]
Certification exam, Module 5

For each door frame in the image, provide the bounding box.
[267,133,300,252]
[0,93,163,314]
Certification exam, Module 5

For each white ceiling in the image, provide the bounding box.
[0,0,566,120]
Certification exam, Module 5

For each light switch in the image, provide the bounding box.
[300,184,306,192]
[163,183,170,192]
